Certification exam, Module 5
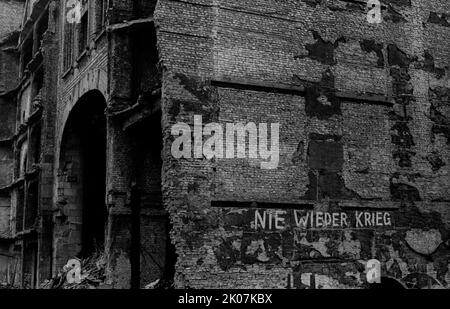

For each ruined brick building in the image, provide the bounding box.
[0,0,449,289]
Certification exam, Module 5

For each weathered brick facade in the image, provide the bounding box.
[156,0,450,289]
[0,0,449,289]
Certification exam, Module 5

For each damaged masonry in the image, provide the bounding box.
[0,0,448,289]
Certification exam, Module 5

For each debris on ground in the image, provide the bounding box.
[40,252,110,289]
[144,277,174,289]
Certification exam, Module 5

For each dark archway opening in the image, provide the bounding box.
[127,111,177,289]
[79,98,107,257]
[59,90,107,260]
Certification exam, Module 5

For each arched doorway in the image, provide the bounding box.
[55,90,107,268]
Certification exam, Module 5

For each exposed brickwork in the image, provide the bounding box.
[155,0,450,288]
[0,0,449,289]
[0,0,23,39]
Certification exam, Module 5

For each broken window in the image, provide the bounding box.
[22,239,38,288]
[21,36,33,75]
[16,184,25,232]
[78,12,89,56]
[95,0,107,34]
[25,181,38,230]
[34,10,48,53]
[29,125,41,166]
[131,25,161,102]
[32,67,43,103]
[63,21,74,72]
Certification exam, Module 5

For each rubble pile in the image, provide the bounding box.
[41,252,109,289]
[0,283,18,289]
[144,278,174,289]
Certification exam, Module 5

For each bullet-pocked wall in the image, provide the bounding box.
[155,0,450,288]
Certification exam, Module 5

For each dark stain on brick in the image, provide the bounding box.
[395,207,447,236]
[355,167,369,174]
[417,50,446,79]
[389,0,411,5]
[389,52,416,169]
[305,70,341,120]
[389,175,421,202]
[431,124,450,144]
[427,12,450,27]
[384,5,407,23]
[429,87,450,144]
[169,99,181,121]
[301,0,323,7]
[308,138,344,171]
[215,236,241,271]
[309,133,342,142]
[360,40,384,67]
[187,181,199,193]
[391,121,415,148]
[171,100,219,123]
[318,171,361,200]
[296,31,346,65]
[328,1,365,13]
[174,73,211,102]
[173,74,220,122]
[387,44,416,68]
[390,67,413,97]
[222,209,254,230]
[280,230,295,260]
[426,152,445,172]
[353,230,374,259]
[302,170,361,201]
[388,110,411,122]
[241,232,281,265]
[431,125,450,145]
[303,132,361,201]
[303,171,318,200]
[322,231,342,256]
[292,141,305,165]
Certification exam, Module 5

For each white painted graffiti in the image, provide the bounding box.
[253,210,392,230]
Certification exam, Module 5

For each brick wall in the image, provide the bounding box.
[0,0,24,39]
[155,0,450,288]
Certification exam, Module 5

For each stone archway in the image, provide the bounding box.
[54,90,107,271]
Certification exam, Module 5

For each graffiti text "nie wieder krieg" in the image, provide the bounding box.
[253,210,392,230]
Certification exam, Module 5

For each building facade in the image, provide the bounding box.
[0,0,449,289]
